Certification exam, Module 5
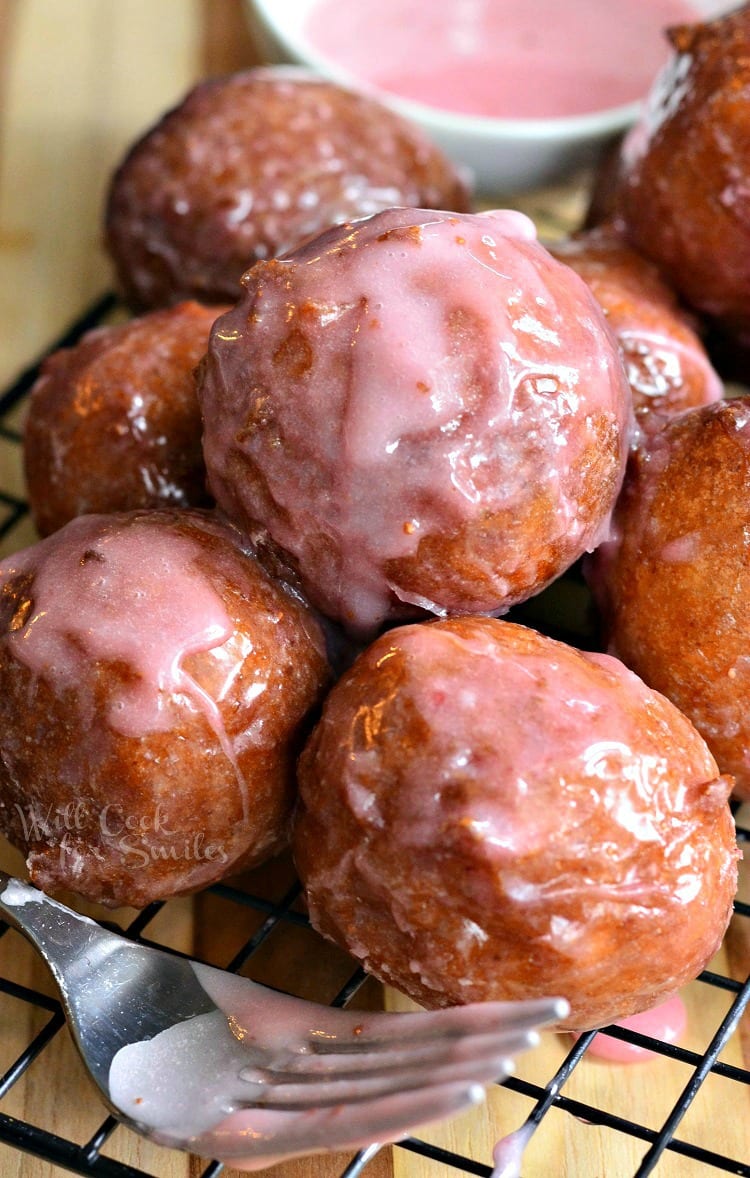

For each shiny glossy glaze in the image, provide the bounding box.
[549,228,722,444]
[2,513,234,742]
[200,207,630,635]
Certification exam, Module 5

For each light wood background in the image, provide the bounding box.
[0,3,748,1177]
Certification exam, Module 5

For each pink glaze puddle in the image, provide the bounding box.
[304,0,700,119]
[576,993,687,1063]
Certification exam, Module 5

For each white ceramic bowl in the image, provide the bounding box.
[245,0,732,195]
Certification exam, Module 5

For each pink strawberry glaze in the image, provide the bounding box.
[0,512,256,816]
[200,207,630,635]
[304,0,700,119]
[1,513,232,739]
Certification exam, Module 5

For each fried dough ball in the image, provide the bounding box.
[105,67,470,309]
[614,6,750,345]
[549,227,722,442]
[294,617,737,1030]
[0,510,330,907]
[24,301,225,536]
[589,397,750,800]
[198,207,631,637]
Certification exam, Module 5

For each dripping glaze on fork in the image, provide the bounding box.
[0,873,568,1169]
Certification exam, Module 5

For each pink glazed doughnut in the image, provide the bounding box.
[0,509,330,907]
[198,207,631,636]
[294,617,738,1030]
[104,68,470,309]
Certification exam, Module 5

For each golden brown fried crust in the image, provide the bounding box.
[591,397,750,797]
[550,227,721,436]
[24,302,226,536]
[615,8,750,343]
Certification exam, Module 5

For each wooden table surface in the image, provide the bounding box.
[0,3,749,1177]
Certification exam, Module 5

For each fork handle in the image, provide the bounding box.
[0,871,117,983]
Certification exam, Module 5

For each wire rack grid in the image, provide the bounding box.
[0,297,748,1178]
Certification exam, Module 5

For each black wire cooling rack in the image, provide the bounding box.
[0,297,749,1178]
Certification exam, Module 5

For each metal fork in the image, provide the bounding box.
[0,872,568,1169]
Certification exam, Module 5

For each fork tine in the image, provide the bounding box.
[305,996,568,1054]
[238,1040,523,1111]
[256,1025,543,1083]
[195,1079,489,1164]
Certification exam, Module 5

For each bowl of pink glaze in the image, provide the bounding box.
[245,0,732,195]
